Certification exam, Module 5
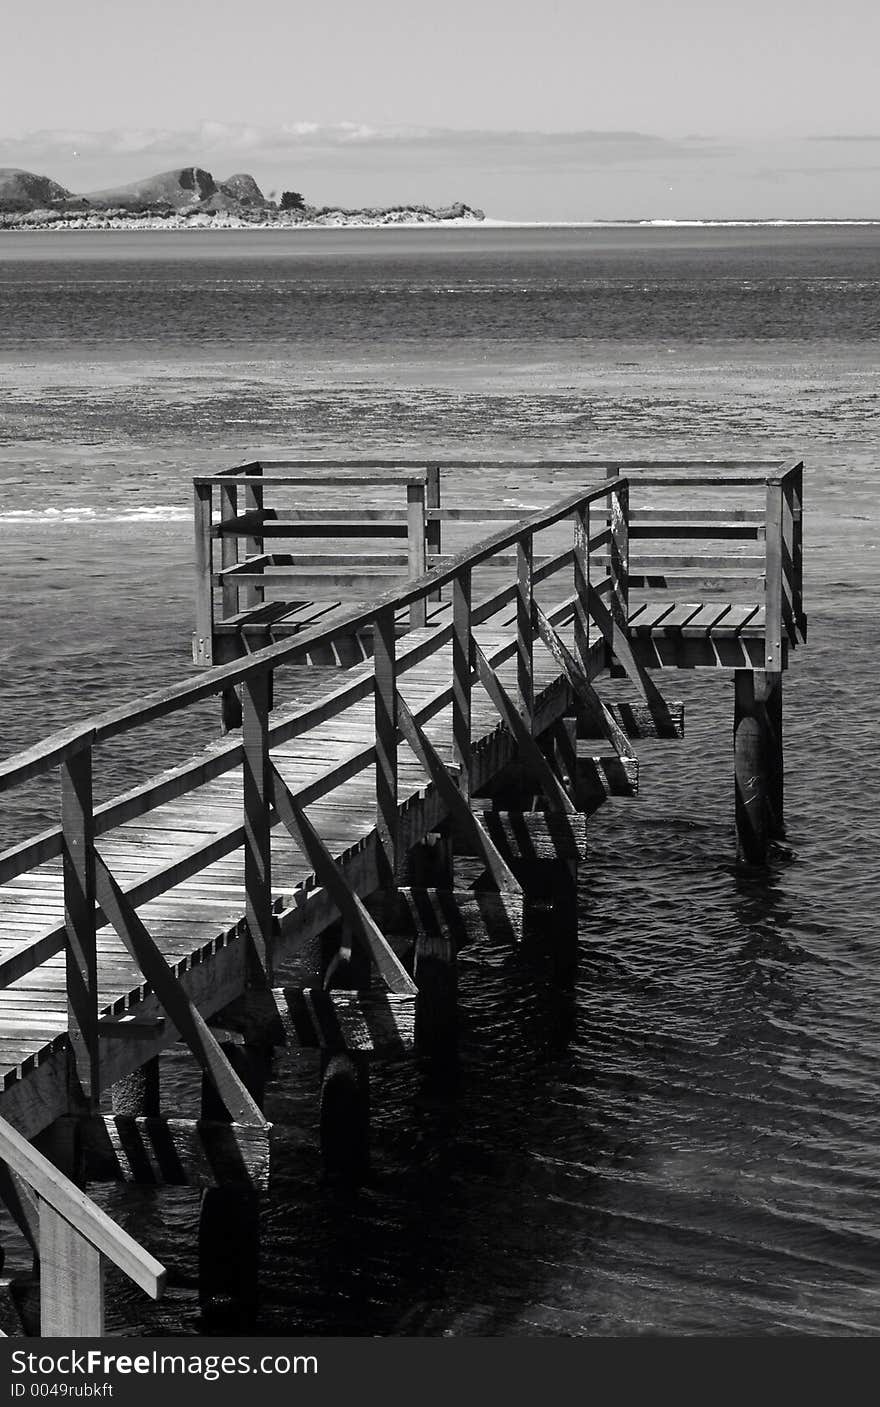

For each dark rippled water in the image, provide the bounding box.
[1,226,879,1335]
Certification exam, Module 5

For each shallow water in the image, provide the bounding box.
[0,226,878,1335]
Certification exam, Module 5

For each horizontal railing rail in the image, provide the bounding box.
[0,1112,165,1334]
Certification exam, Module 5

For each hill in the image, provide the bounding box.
[0,164,484,227]
[85,166,220,211]
[0,168,78,212]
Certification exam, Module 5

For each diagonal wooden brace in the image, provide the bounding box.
[532,601,634,760]
[587,582,675,726]
[395,694,522,894]
[94,856,267,1128]
[472,642,577,815]
[270,764,416,995]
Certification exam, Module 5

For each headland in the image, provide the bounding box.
[0,164,485,231]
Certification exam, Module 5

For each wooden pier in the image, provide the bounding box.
[0,459,805,1335]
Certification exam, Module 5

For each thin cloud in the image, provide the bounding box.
[0,120,725,166]
[806,134,880,143]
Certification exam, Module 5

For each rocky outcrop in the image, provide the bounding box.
[218,173,269,207]
[85,167,217,211]
[0,164,486,228]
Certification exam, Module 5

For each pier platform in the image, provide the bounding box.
[0,459,805,1335]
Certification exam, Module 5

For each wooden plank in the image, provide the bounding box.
[679,603,734,635]
[217,508,409,531]
[627,601,677,632]
[453,810,587,864]
[608,477,629,629]
[576,754,639,813]
[270,767,415,996]
[628,521,763,539]
[619,553,766,570]
[369,887,526,951]
[74,1114,271,1190]
[407,481,428,627]
[93,857,267,1128]
[192,481,214,667]
[645,602,704,631]
[61,748,99,1104]
[241,472,265,611]
[219,481,240,620]
[473,643,576,815]
[628,574,764,591]
[532,602,632,759]
[629,508,765,524]
[212,571,407,596]
[242,673,273,983]
[714,604,760,633]
[588,583,672,716]
[452,568,472,801]
[765,480,784,672]
[373,606,399,884]
[600,700,685,739]
[395,695,521,894]
[272,989,415,1054]
[573,503,590,671]
[0,1113,166,1298]
[39,1199,105,1336]
[517,534,534,728]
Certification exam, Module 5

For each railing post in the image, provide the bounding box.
[61,744,99,1107]
[192,481,214,666]
[452,566,472,801]
[40,1198,105,1336]
[608,471,629,636]
[426,463,442,602]
[765,479,784,673]
[407,480,427,628]
[242,462,265,612]
[573,502,590,670]
[374,606,398,883]
[517,532,534,730]
[219,481,240,623]
[784,461,805,640]
[242,670,273,983]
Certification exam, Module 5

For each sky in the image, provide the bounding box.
[2,0,879,219]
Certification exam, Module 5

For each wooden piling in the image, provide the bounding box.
[734,669,784,863]
[111,1057,160,1118]
[198,1040,265,1323]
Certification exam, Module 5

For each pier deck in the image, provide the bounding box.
[0,459,805,1336]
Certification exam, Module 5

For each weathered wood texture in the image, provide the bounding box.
[74,1114,271,1190]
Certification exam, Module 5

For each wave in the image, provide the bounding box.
[0,504,191,524]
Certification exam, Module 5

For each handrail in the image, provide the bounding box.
[0,1113,166,1299]
[0,479,624,793]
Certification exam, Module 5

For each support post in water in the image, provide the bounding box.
[198,1041,265,1328]
[111,1058,160,1118]
[734,669,784,863]
[406,834,458,1059]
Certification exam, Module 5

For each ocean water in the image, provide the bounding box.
[1,225,879,1336]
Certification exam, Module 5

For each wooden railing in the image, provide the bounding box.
[0,477,626,1118]
[0,1113,165,1335]
[193,463,433,664]
[197,457,804,672]
[0,463,804,1128]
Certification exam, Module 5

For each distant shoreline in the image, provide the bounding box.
[2,215,879,233]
